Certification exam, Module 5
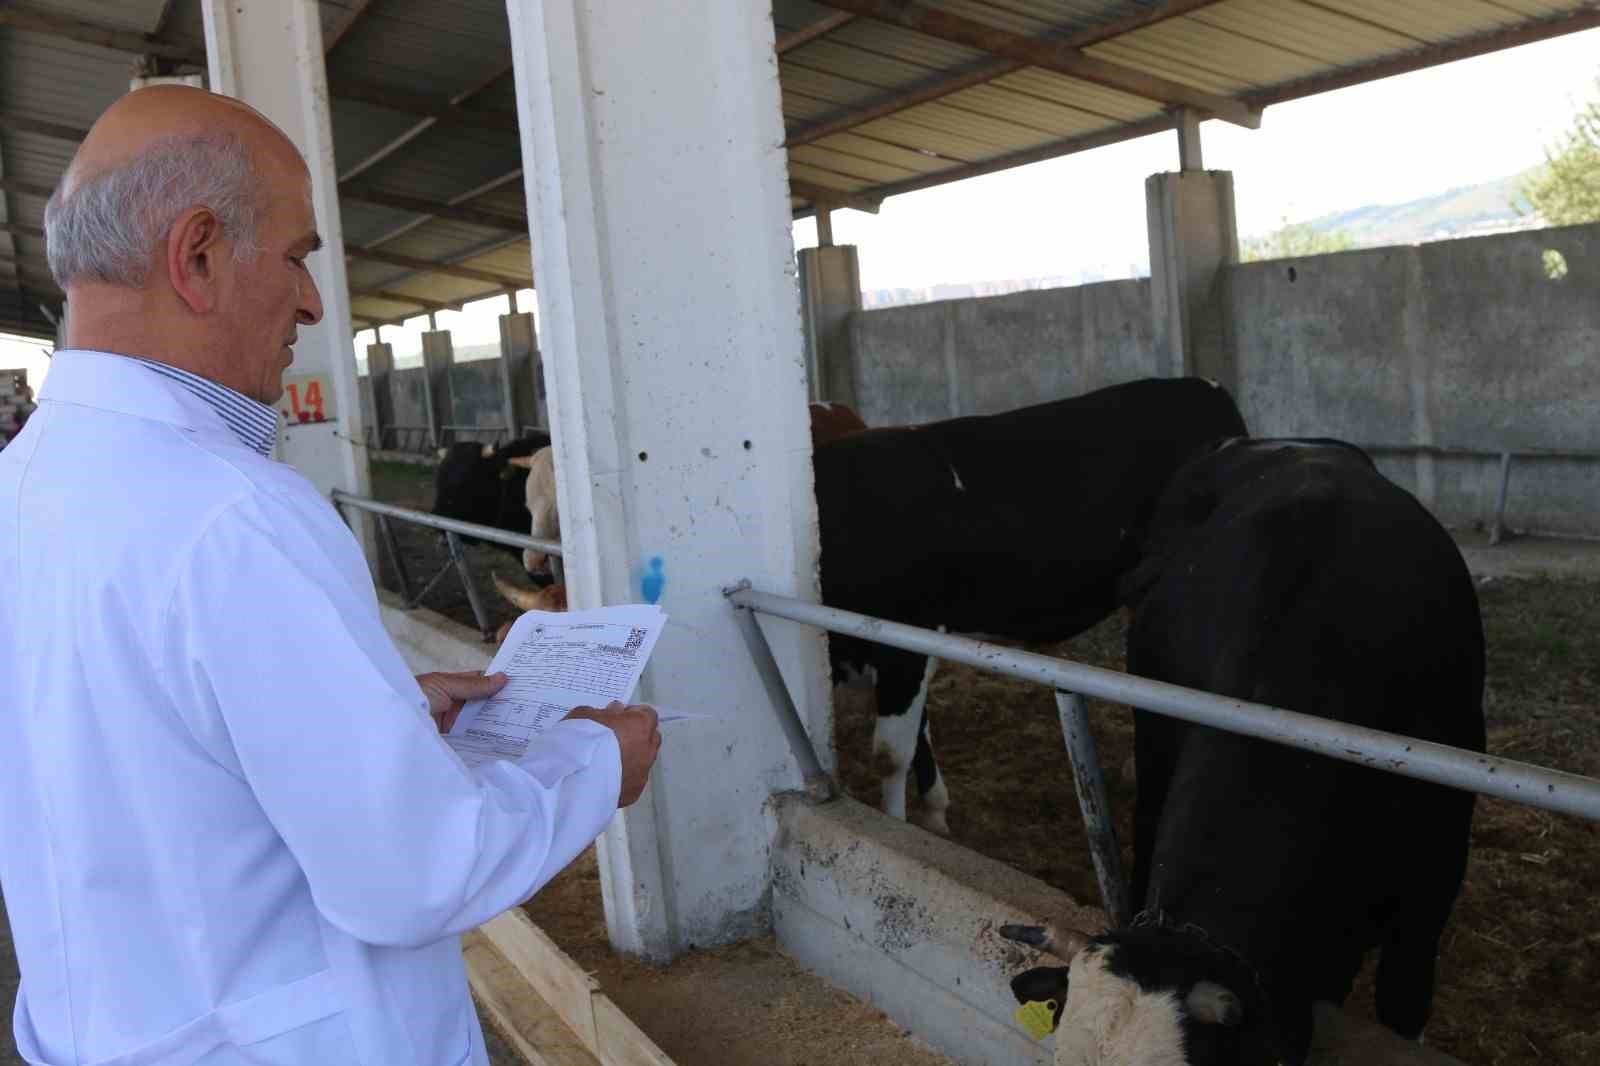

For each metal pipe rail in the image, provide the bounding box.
[1359,443,1600,545]
[331,491,563,558]
[332,491,563,640]
[726,586,1600,824]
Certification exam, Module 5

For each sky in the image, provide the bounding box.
[4,25,1597,386]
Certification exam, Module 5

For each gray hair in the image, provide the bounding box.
[45,131,262,288]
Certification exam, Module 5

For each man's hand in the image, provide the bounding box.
[417,671,508,734]
[563,702,662,808]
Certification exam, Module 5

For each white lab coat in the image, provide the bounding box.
[0,350,622,1065]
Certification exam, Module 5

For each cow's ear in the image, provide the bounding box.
[1185,981,1243,1026]
[505,455,536,470]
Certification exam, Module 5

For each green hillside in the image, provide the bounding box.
[1300,170,1541,247]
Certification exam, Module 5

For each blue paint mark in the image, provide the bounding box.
[641,556,666,604]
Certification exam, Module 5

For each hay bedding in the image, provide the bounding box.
[372,463,1597,1065]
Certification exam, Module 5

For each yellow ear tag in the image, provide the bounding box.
[1015,999,1058,1040]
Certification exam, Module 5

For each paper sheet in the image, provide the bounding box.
[446,604,666,767]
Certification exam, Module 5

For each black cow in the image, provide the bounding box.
[815,377,1247,834]
[431,432,552,573]
[1008,439,1484,1065]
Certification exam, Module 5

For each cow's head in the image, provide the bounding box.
[506,447,559,582]
[432,441,516,521]
[1003,924,1283,1066]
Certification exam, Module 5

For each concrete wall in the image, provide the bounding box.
[845,223,1600,537]
[846,280,1155,426]
[1226,221,1600,536]
[450,360,512,431]
[356,356,527,449]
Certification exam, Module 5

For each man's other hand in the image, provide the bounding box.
[417,671,508,734]
[563,702,661,808]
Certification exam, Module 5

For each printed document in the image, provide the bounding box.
[447,604,666,767]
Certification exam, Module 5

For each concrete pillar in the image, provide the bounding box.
[365,342,395,450]
[508,0,829,961]
[798,244,863,407]
[1146,170,1240,390]
[420,330,455,447]
[497,312,544,436]
[201,0,372,554]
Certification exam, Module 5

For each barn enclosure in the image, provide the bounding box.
[4,2,1600,1065]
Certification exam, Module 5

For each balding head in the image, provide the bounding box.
[48,86,305,289]
[52,84,326,405]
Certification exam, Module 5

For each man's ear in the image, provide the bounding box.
[167,206,228,313]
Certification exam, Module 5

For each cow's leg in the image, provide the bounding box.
[908,711,950,836]
[1374,925,1444,1041]
[871,650,938,822]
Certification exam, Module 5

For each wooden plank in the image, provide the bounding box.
[481,909,602,1055]
[464,932,602,1066]
[593,995,676,1066]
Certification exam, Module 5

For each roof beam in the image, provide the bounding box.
[325,0,381,54]
[345,245,527,287]
[811,0,1260,129]
[356,288,458,314]
[788,178,881,214]
[151,0,182,41]
[835,113,1173,206]
[1249,6,1600,109]
[0,6,517,135]
[0,176,54,202]
[0,112,93,145]
[786,0,1228,146]
[338,64,514,183]
[353,279,522,330]
[776,12,856,53]
[326,76,519,133]
[340,183,527,233]
[0,4,205,65]
[0,220,46,242]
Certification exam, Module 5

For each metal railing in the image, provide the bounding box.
[724,583,1600,927]
[1360,443,1600,545]
[331,491,562,640]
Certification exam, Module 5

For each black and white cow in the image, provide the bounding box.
[815,377,1248,834]
[431,431,552,575]
[1007,438,1485,1065]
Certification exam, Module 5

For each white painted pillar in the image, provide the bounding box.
[1146,170,1239,390]
[507,0,829,961]
[201,0,372,553]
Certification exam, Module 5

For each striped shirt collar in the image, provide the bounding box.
[128,357,279,457]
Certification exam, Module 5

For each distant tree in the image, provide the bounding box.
[1520,79,1600,226]
[1241,219,1356,262]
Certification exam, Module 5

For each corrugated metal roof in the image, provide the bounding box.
[1,0,1597,333]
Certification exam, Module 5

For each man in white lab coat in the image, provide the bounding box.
[0,86,661,1065]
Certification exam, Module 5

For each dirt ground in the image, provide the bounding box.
[372,459,1599,1066]
[522,851,954,1066]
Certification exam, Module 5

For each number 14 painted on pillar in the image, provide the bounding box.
[280,374,334,424]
